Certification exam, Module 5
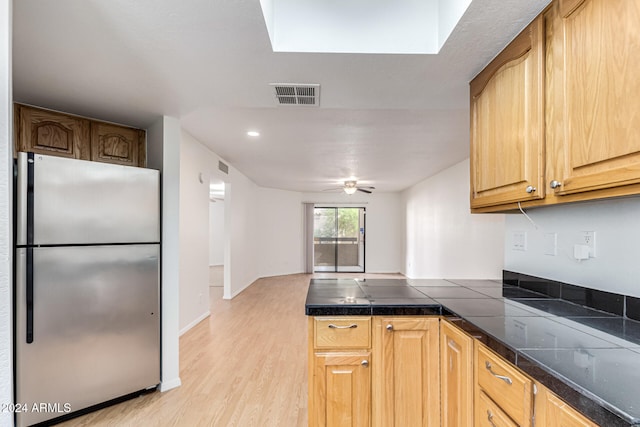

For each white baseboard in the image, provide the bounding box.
[159,377,182,392]
[179,310,211,336]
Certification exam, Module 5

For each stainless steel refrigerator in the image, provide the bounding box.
[14,152,161,427]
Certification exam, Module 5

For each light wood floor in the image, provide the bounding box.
[58,271,403,427]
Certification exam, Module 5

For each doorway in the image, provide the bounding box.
[209,179,226,299]
[313,207,365,272]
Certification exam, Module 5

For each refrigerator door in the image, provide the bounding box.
[16,152,160,246]
[15,245,160,427]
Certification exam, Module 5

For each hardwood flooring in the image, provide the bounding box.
[58,272,403,427]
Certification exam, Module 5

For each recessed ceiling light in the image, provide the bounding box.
[247,131,260,137]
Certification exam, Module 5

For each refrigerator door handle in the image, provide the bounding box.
[16,248,33,344]
[26,247,34,343]
[16,153,28,246]
[27,152,34,246]
[16,152,34,247]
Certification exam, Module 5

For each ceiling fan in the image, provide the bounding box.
[323,180,376,195]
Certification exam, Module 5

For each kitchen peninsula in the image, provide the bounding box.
[306,273,640,427]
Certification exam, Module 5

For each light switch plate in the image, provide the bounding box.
[512,231,527,251]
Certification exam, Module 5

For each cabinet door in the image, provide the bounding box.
[312,352,371,427]
[16,104,91,160]
[547,0,640,196]
[91,121,146,167]
[440,320,473,427]
[535,384,598,427]
[470,15,545,209]
[379,318,440,427]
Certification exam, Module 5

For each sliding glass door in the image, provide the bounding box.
[313,207,365,272]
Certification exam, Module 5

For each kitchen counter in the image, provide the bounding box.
[305,277,640,427]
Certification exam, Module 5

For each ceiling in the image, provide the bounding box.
[12,0,550,193]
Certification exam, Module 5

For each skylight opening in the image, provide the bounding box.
[259,0,472,54]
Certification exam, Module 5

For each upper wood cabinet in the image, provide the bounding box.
[546,0,640,196]
[469,15,545,209]
[14,104,147,168]
[15,104,91,160]
[91,121,145,167]
[471,0,640,212]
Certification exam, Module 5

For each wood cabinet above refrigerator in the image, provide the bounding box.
[14,103,146,168]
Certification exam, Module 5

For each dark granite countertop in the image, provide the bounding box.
[305,278,640,427]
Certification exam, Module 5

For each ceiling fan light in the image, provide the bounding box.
[344,186,357,195]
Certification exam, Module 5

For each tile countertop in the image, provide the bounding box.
[305,278,640,427]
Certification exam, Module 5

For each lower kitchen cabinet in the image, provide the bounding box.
[475,342,533,426]
[440,320,473,427]
[312,351,371,427]
[534,383,598,427]
[308,316,599,427]
[374,317,440,427]
[476,390,518,427]
[309,317,373,427]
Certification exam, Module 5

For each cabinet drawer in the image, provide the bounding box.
[314,317,371,349]
[476,344,532,425]
[476,391,518,427]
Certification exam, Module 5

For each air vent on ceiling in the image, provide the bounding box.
[270,83,320,107]
[218,160,229,174]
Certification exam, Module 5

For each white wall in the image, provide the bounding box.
[301,191,403,273]
[0,1,12,424]
[504,196,640,297]
[178,130,212,334]
[208,200,225,266]
[256,188,305,277]
[224,163,261,298]
[171,132,262,302]
[402,159,505,279]
[146,116,182,392]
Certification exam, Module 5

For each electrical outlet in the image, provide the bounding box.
[544,233,557,256]
[581,231,596,257]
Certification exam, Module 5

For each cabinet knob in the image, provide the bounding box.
[525,185,536,194]
[386,324,393,331]
[361,360,369,367]
[549,180,562,189]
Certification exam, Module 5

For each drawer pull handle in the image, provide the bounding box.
[328,323,358,329]
[487,410,498,427]
[485,361,513,385]
[361,360,369,367]
[386,324,393,331]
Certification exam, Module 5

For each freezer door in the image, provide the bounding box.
[15,245,160,427]
[16,152,160,245]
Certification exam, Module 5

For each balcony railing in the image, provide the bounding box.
[314,237,359,266]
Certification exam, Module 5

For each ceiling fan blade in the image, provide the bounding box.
[322,187,343,192]
[357,188,372,194]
